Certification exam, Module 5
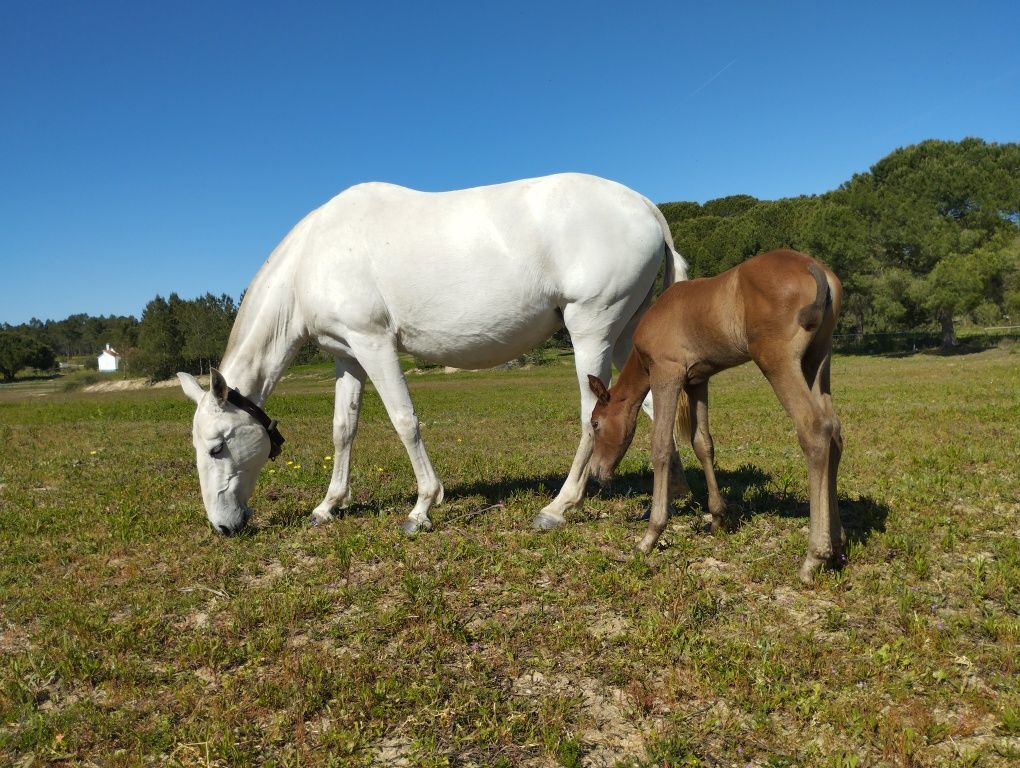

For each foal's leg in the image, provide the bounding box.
[349,334,444,534]
[533,334,613,529]
[760,354,838,584]
[687,381,727,532]
[637,373,684,554]
[807,349,844,556]
[310,357,366,525]
[613,332,688,497]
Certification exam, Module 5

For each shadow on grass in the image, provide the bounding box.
[447,461,889,546]
[254,461,888,551]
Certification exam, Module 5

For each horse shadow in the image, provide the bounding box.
[448,462,888,547]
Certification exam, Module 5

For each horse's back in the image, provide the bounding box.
[294,174,667,367]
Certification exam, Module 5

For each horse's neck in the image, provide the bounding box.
[612,351,650,427]
[219,265,306,406]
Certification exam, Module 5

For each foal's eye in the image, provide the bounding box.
[209,443,225,457]
[591,420,600,432]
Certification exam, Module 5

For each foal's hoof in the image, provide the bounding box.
[401,517,433,536]
[635,539,655,555]
[798,554,827,585]
[532,511,567,531]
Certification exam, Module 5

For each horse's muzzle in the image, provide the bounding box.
[214,506,253,535]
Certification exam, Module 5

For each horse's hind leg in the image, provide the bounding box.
[310,357,366,525]
[350,335,444,534]
[533,331,614,530]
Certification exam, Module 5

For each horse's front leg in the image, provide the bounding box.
[310,358,366,525]
[350,336,444,534]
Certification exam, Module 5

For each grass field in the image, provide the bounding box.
[1,348,1019,767]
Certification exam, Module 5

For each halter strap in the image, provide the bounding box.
[226,387,286,460]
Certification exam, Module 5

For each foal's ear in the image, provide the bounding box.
[177,372,204,404]
[210,368,229,404]
[587,374,611,405]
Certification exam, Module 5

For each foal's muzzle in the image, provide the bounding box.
[590,462,612,487]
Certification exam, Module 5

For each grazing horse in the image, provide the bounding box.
[586,250,843,583]
[177,173,687,536]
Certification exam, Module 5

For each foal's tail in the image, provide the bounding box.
[642,198,689,288]
[796,263,832,333]
[674,388,692,447]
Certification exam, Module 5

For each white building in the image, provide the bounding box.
[98,344,121,372]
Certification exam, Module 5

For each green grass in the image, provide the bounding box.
[1,349,1019,766]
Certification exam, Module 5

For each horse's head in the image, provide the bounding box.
[178,369,271,534]
[587,375,637,484]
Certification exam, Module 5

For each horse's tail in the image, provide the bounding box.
[673,387,692,446]
[796,262,832,333]
[642,198,689,289]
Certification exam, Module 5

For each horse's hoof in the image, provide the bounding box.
[402,517,433,536]
[532,511,566,531]
[308,509,335,527]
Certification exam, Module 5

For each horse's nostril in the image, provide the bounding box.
[217,524,233,536]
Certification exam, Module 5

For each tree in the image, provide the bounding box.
[836,138,1020,341]
[0,332,56,381]
[136,295,184,380]
[924,253,985,347]
[179,293,237,374]
[798,199,877,335]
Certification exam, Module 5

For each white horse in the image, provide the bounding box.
[177,173,687,535]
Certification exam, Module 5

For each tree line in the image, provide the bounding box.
[0,294,238,381]
[660,138,1020,347]
[2,137,1017,380]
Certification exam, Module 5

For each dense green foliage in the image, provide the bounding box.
[0,332,56,381]
[661,138,1020,347]
[0,314,138,360]
[134,293,238,380]
[3,294,238,381]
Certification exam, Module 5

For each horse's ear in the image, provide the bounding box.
[210,368,229,404]
[587,374,610,405]
[178,372,204,404]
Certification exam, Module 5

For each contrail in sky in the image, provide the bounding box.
[689,58,738,98]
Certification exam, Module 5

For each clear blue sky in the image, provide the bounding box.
[2,0,1018,325]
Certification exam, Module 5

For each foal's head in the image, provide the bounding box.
[587,375,638,484]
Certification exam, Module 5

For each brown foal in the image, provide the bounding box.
[587,249,843,584]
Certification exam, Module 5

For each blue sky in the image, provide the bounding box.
[1,0,1018,325]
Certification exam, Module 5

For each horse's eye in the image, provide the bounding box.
[209,443,225,457]
[591,420,600,432]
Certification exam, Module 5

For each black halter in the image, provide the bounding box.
[226,387,286,460]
